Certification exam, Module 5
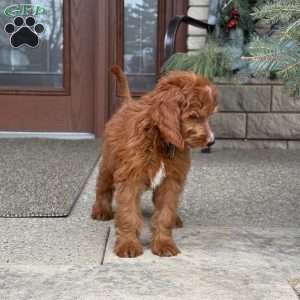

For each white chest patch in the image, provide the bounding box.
[151,161,166,189]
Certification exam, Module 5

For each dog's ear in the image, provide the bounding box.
[152,88,185,150]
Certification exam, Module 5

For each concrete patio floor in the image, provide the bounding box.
[1,149,300,300]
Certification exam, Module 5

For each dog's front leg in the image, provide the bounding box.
[114,183,144,258]
[151,178,182,257]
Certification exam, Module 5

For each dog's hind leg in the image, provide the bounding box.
[91,160,114,221]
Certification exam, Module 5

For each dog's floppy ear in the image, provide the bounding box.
[152,88,185,150]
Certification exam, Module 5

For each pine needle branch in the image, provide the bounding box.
[252,1,300,23]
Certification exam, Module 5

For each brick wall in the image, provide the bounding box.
[187,1,300,149]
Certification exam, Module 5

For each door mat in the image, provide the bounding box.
[0,139,100,217]
[290,278,300,299]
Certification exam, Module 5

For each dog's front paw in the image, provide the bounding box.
[114,239,143,258]
[91,203,113,221]
[151,238,180,257]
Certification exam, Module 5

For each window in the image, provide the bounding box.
[116,0,188,96]
[0,0,69,91]
[124,0,158,92]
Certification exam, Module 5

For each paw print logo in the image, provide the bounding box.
[4,16,44,48]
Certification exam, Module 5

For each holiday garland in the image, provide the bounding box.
[164,0,265,78]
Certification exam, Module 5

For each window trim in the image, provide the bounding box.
[116,0,188,97]
[0,0,71,96]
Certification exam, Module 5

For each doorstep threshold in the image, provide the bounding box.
[0,131,95,140]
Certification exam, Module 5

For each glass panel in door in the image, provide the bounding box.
[124,0,158,91]
[0,0,63,88]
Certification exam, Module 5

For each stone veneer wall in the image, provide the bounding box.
[188,0,300,149]
[211,81,300,149]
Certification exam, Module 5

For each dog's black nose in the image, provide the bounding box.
[201,140,215,153]
[207,140,215,147]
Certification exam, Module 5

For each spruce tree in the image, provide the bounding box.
[245,0,300,95]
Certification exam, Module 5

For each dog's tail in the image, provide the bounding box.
[111,64,132,103]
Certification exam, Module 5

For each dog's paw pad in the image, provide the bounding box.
[5,16,44,48]
[15,16,24,26]
[151,239,180,257]
[34,23,44,34]
[5,23,15,34]
[114,239,143,258]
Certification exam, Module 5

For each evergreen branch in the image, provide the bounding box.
[245,35,300,95]
[162,43,233,80]
[278,61,300,76]
[242,53,280,62]
[252,1,300,23]
[282,19,300,40]
[222,0,233,10]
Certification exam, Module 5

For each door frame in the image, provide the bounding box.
[94,0,112,138]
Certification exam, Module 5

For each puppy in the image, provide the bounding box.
[92,65,218,258]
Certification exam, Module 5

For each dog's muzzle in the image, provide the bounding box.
[207,131,215,147]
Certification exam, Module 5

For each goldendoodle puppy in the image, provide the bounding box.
[92,65,218,258]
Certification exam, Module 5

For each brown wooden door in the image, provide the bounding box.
[0,0,103,134]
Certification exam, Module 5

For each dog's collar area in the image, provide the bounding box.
[166,143,176,158]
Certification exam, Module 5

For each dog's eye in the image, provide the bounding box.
[190,115,204,122]
[189,116,199,122]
